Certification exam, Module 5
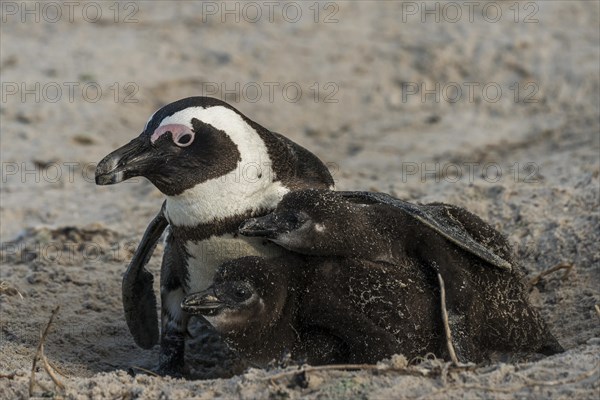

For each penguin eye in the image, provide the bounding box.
[231,284,252,302]
[151,124,194,146]
[175,132,194,147]
[285,211,306,226]
[287,214,299,224]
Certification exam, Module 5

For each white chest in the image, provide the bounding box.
[183,234,286,293]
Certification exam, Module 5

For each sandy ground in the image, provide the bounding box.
[1,1,599,398]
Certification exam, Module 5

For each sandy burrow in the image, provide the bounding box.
[1,1,599,399]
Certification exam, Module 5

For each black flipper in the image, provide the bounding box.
[122,202,169,349]
[270,131,335,189]
[337,191,513,271]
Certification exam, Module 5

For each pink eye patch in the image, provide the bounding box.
[150,124,195,147]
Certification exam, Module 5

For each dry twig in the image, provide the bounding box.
[48,359,69,378]
[261,363,430,383]
[594,304,600,320]
[129,366,160,377]
[528,263,574,289]
[437,273,460,365]
[260,360,479,384]
[41,343,65,390]
[29,305,61,397]
[0,281,24,299]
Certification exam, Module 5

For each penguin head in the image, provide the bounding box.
[181,256,292,334]
[95,97,263,196]
[239,189,362,256]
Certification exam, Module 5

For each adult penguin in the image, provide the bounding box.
[96,97,334,375]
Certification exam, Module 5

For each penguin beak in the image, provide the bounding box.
[238,215,280,238]
[181,290,224,316]
[95,135,155,185]
[240,211,305,238]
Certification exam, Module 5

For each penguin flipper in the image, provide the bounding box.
[122,202,168,349]
[337,191,513,271]
[270,131,335,189]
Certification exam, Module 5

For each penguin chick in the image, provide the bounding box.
[182,256,300,366]
[182,255,441,365]
[240,189,564,363]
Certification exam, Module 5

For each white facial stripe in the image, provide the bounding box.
[159,106,268,170]
[162,106,289,226]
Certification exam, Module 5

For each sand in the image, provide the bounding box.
[1,1,599,398]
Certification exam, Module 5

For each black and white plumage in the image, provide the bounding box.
[239,189,564,363]
[95,97,334,375]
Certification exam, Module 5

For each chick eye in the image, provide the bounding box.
[232,286,251,301]
[286,213,299,224]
